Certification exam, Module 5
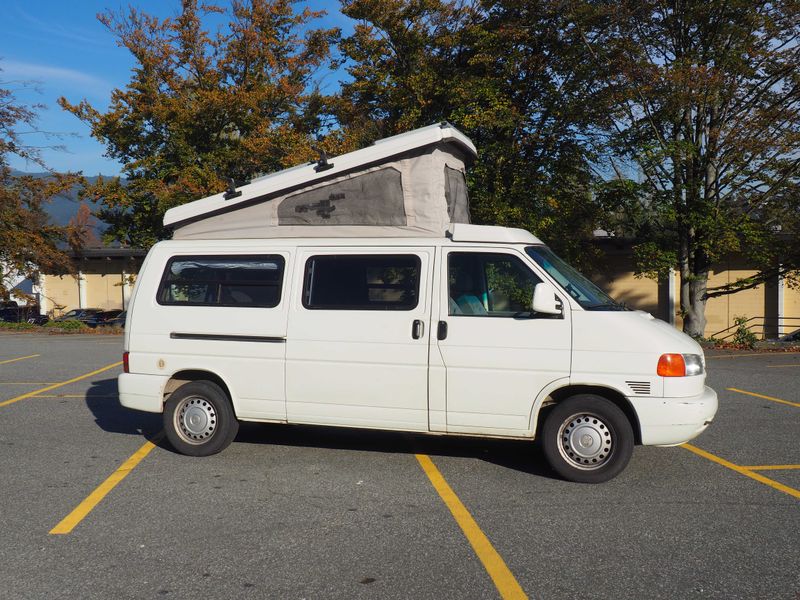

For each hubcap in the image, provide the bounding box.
[557,412,613,470]
[174,396,217,444]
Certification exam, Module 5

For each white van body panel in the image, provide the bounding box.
[119,228,717,450]
[122,240,292,421]
[571,311,703,399]
[285,246,434,431]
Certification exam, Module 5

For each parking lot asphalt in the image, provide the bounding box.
[0,332,798,599]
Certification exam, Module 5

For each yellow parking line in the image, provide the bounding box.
[741,465,800,471]
[706,352,800,359]
[681,444,800,500]
[0,362,122,408]
[50,436,161,534]
[0,354,40,365]
[727,387,800,408]
[766,364,800,368]
[34,394,119,399]
[415,454,527,599]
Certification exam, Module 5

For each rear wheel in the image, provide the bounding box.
[163,381,239,456]
[541,394,633,483]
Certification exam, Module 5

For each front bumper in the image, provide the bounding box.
[629,385,718,446]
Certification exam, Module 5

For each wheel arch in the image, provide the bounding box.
[163,370,235,414]
[531,384,642,445]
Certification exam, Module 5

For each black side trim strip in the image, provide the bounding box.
[170,332,286,343]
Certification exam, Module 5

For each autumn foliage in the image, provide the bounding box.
[60,0,342,248]
[0,79,82,302]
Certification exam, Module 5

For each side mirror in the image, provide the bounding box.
[531,282,563,315]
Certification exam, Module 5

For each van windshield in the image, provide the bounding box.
[525,246,627,311]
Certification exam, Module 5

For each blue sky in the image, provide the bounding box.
[0,1,353,176]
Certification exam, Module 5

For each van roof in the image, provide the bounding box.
[450,224,542,244]
[164,122,477,236]
[155,224,544,247]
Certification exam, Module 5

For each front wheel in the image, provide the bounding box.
[163,381,239,456]
[541,395,633,483]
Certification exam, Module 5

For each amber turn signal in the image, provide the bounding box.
[657,353,686,377]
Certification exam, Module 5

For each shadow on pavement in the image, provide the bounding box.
[85,377,162,442]
[85,379,554,478]
[235,421,554,479]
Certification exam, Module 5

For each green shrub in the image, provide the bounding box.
[0,321,37,330]
[731,316,758,349]
[43,319,88,331]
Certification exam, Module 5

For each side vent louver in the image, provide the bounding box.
[626,381,651,396]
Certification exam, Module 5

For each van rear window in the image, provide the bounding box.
[157,255,284,307]
[303,255,420,310]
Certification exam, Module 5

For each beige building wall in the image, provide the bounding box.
[84,273,126,310]
[701,261,764,338]
[784,283,800,335]
[590,253,660,315]
[591,244,778,338]
[45,275,80,316]
[42,257,140,316]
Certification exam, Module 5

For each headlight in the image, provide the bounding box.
[657,353,704,377]
[683,354,704,376]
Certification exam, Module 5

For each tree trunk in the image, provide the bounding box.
[680,241,710,338]
[681,272,708,337]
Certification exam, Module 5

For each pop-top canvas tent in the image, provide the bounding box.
[164,122,477,239]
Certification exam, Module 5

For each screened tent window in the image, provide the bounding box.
[444,166,470,223]
[278,168,406,226]
[304,255,420,310]
[448,252,541,316]
[158,255,284,307]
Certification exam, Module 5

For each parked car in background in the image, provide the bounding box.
[778,328,800,343]
[27,313,50,325]
[54,308,104,324]
[84,310,124,328]
[0,304,48,325]
[100,310,126,329]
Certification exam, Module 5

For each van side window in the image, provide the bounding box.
[303,255,420,310]
[448,252,541,316]
[157,255,285,307]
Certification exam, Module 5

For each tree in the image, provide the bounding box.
[572,0,800,336]
[60,0,341,248]
[336,0,605,270]
[67,203,100,251]
[0,73,80,302]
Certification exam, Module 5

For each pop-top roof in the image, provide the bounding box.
[164,122,477,238]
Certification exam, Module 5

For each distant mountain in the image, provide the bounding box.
[10,171,121,241]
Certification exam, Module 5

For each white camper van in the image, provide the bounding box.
[119,123,717,483]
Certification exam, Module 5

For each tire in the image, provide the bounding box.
[163,380,239,457]
[541,394,634,483]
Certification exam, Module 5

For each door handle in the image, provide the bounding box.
[412,319,424,339]
[437,320,448,340]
